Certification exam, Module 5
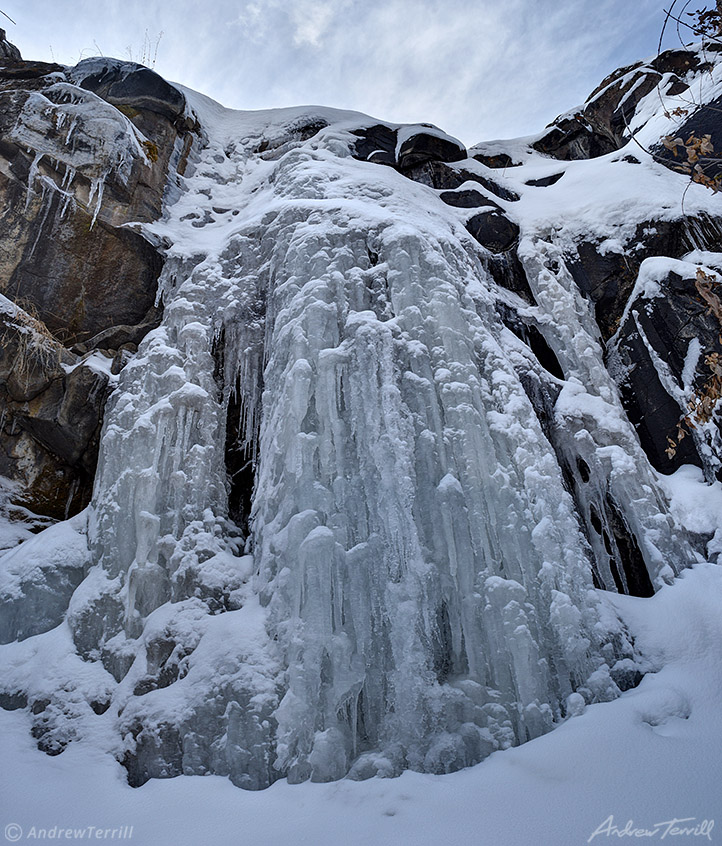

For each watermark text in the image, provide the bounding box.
[588,816,715,842]
[4,824,134,841]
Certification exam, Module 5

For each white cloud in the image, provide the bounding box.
[290,1,339,47]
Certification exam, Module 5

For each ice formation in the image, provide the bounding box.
[2,44,721,790]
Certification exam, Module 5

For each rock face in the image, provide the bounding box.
[568,215,722,340]
[0,299,110,518]
[0,29,20,62]
[609,260,722,480]
[0,43,196,519]
[531,48,715,161]
[0,33,721,793]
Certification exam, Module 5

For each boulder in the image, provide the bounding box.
[397,128,466,169]
[531,46,708,161]
[0,60,64,80]
[403,159,519,202]
[439,188,499,209]
[70,58,187,123]
[0,303,111,518]
[652,93,722,185]
[525,172,564,187]
[465,210,519,253]
[351,124,397,166]
[471,151,521,169]
[533,115,618,161]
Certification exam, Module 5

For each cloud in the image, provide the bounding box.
[290,1,341,47]
[11,0,669,145]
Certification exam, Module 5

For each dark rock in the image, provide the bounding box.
[650,49,707,76]
[0,691,27,710]
[471,151,521,168]
[496,302,561,430]
[351,124,397,166]
[0,308,100,518]
[466,210,519,253]
[486,251,536,303]
[0,60,64,80]
[652,93,722,184]
[2,202,161,344]
[0,29,21,62]
[0,109,165,346]
[606,495,654,597]
[568,214,722,340]
[83,308,163,352]
[71,58,186,123]
[123,722,184,786]
[609,269,722,477]
[286,117,329,142]
[621,155,640,164]
[0,54,198,519]
[69,590,126,665]
[610,660,643,692]
[439,188,499,209]
[666,80,690,96]
[525,172,564,187]
[533,114,618,161]
[532,50,705,161]
[397,130,466,170]
[533,46,715,165]
[0,306,111,488]
[496,290,667,598]
[24,363,110,469]
[498,302,563,378]
[101,645,135,684]
[403,159,519,202]
[133,678,160,696]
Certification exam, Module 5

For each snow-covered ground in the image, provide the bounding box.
[2,548,720,845]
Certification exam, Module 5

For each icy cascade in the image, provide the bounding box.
[517,238,686,595]
[251,215,605,780]
[66,89,694,786]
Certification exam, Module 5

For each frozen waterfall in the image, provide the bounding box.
[4,87,697,789]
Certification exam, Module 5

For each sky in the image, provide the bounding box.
[4,0,692,146]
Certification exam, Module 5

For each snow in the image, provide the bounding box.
[0,511,87,602]
[0,478,52,553]
[658,465,722,559]
[63,350,118,382]
[682,338,703,393]
[2,561,721,845]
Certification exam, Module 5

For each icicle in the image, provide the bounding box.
[24,152,43,212]
[88,174,106,229]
